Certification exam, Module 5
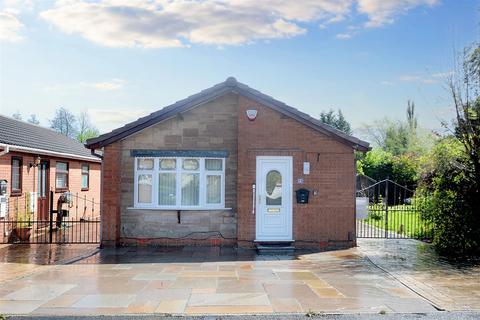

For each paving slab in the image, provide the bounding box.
[0,240,477,316]
[4,311,480,320]
[357,239,480,311]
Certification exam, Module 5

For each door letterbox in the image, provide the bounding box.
[296,188,310,204]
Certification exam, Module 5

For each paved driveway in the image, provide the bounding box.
[0,240,477,316]
[359,239,480,311]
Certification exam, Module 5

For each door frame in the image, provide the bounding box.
[255,156,293,241]
[37,160,50,223]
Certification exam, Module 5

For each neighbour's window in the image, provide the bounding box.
[134,157,225,209]
[55,161,69,190]
[81,164,89,190]
[11,157,22,195]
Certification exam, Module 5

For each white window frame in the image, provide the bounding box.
[134,157,225,210]
[134,158,155,207]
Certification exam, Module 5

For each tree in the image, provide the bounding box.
[49,107,77,139]
[319,108,352,134]
[417,43,480,257]
[360,148,418,189]
[447,44,480,195]
[12,111,22,120]
[360,101,424,157]
[27,114,40,125]
[361,119,410,156]
[418,137,478,256]
[76,111,100,143]
[384,121,410,156]
[406,100,417,132]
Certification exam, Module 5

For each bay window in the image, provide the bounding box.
[134,157,225,209]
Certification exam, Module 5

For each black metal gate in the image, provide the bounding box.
[356,179,433,239]
[1,191,100,244]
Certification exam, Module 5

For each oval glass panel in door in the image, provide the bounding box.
[266,170,282,205]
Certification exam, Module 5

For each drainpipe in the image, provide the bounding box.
[0,144,10,157]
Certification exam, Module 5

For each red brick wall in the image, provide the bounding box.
[100,143,122,246]
[100,92,357,249]
[0,150,101,242]
[237,95,356,249]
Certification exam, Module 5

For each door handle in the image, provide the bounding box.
[258,195,261,204]
[252,183,255,215]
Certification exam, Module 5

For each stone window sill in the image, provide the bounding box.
[126,207,232,211]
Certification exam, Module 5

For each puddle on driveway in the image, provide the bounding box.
[0,244,99,265]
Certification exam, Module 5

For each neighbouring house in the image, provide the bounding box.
[0,115,101,242]
[86,77,370,249]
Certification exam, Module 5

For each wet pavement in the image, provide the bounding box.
[0,244,99,285]
[358,239,480,311]
[0,239,477,316]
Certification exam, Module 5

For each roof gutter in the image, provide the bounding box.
[0,143,101,163]
[90,149,103,160]
[0,144,10,157]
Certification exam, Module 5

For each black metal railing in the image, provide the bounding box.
[0,191,100,244]
[356,179,433,240]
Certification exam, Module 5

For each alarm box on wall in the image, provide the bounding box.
[296,188,310,204]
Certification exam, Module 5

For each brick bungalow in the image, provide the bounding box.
[86,77,370,249]
[0,115,101,242]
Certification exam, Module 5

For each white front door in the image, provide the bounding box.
[256,156,293,241]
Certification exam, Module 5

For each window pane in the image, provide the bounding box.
[56,173,68,189]
[81,165,89,174]
[12,159,19,169]
[56,162,67,172]
[266,170,282,205]
[159,173,176,206]
[137,158,154,170]
[81,174,88,189]
[159,159,176,170]
[12,159,20,190]
[181,173,199,206]
[182,159,199,170]
[205,159,222,171]
[41,168,46,197]
[206,175,221,204]
[138,174,152,203]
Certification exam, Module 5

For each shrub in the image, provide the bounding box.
[360,148,419,189]
[418,137,480,257]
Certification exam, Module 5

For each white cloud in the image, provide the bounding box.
[83,79,126,91]
[399,74,438,84]
[39,0,352,48]
[431,71,454,78]
[0,10,23,42]
[357,0,438,27]
[34,1,440,48]
[43,79,127,92]
[88,107,153,133]
[336,33,352,40]
[380,80,394,86]
[1,0,35,14]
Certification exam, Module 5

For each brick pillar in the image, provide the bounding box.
[101,142,122,247]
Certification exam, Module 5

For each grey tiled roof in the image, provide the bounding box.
[86,77,370,151]
[0,115,99,161]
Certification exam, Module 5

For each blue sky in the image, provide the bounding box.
[0,0,478,135]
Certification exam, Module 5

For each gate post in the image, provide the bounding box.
[49,190,54,244]
[385,179,389,238]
